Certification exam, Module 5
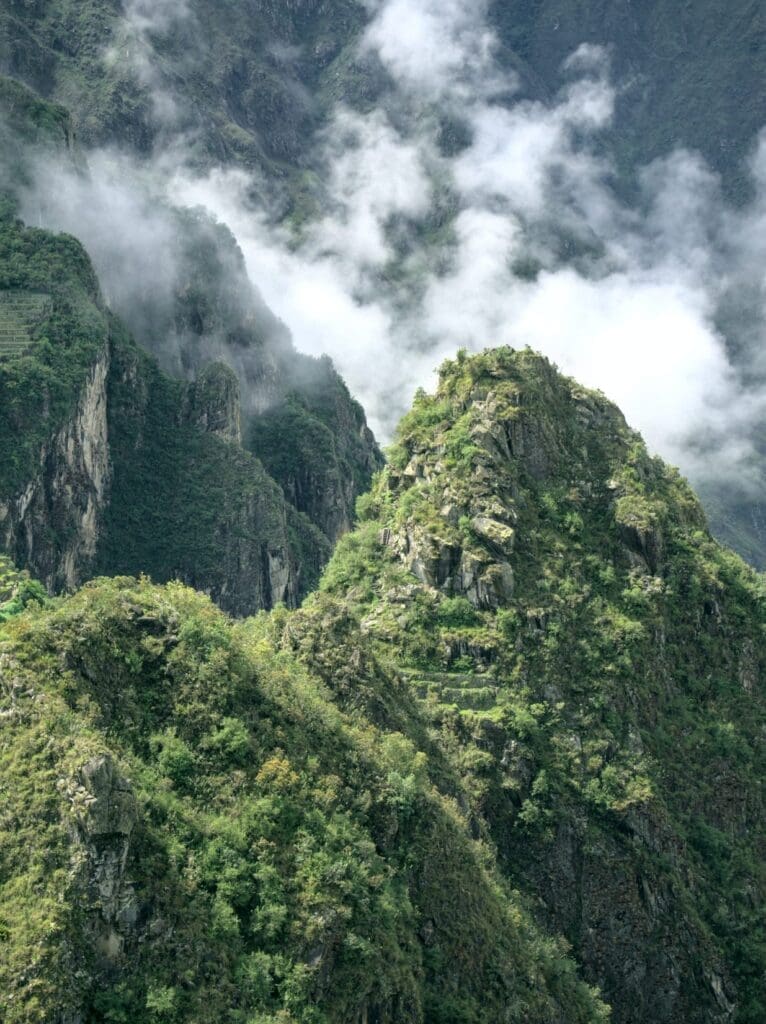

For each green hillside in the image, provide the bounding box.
[0,10,764,1024]
[0,574,608,1024]
[0,349,762,1023]
[312,348,766,1022]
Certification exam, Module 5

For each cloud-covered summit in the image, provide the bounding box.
[12,0,766,520]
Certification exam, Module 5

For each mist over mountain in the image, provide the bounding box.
[0,4,764,1024]
[3,0,766,565]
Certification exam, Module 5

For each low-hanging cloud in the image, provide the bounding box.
[362,0,501,101]
[11,0,766,509]
[104,0,192,126]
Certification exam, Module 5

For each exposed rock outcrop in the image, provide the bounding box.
[65,754,138,964]
[343,348,763,1024]
[0,346,111,592]
[185,361,242,444]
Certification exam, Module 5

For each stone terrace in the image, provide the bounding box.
[0,291,51,359]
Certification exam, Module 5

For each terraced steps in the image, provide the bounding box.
[0,291,51,360]
[402,669,500,713]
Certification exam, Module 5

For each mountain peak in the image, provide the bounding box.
[357,346,706,613]
[315,345,764,1023]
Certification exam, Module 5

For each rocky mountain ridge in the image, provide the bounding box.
[316,347,765,1023]
[0,347,762,1023]
[2,6,766,570]
[0,205,379,613]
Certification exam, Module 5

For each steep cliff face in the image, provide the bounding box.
[250,354,385,542]
[77,202,383,549]
[66,754,139,969]
[0,215,361,614]
[0,345,110,591]
[0,206,114,594]
[184,361,242,445]
[314,348,766,1024]
[98,328,328,614]
[143,214,384,544]
[0,76,382,601]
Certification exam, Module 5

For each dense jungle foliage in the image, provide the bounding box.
[0,6,764,1023]
[313,348,766,1022]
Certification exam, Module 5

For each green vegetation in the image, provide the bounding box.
[0,76,72,148]
[249,354,383,542]
[1,8,765,1015]
[0,0,368,180]
[4,0,766,572]
[0,555,46,620]
[0,211,370,613]
[305,347,766,1023]
[0,346,763,1023]
[0,210,107,496]
[0,74,78,201]
[0,291,51,359]
[6,0,765,202]
[0,576,609,1024]
[96,320,330,614]
[489,0,766,201]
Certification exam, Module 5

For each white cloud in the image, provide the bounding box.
[308,108,433,274]
[15,0,766,504]
[362,0,501,100]
[162,32,766,488]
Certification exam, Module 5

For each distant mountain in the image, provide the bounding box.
[489,0,766,200]
[0,77,381,612]
[4,0,764,196]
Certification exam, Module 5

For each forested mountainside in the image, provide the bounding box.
[3,0,765,570]
[0,204,380,612]
[320,348,766,1023]
[2,0,764,194]
[488,0,766,200]
[0,75,381,612]
[0,0,367,174]
[0,6,765,1024]
[1,349,763,1024]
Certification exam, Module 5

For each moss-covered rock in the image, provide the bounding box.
[311,347,766,1024]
